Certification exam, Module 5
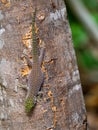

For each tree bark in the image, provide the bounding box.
[0,0,87,130]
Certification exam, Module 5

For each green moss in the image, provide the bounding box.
[25,98,35,113]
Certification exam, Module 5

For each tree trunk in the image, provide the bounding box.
[0,0,87,130]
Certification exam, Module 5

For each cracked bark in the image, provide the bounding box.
[0,0,88,130]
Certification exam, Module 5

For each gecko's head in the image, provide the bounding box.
[25,98,35,113]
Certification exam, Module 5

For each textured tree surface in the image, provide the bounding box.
[0,0,87,130]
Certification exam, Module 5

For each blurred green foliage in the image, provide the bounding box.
[83,0,98,10]
[67,0,98,69]
[71,23,88,48]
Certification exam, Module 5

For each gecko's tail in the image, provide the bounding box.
[32,9,38,62]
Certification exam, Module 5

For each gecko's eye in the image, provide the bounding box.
[25,98,35,113]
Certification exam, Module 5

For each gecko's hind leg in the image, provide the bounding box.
[37,72,44,101]
[23,54,33,67]
[18,83,28,91]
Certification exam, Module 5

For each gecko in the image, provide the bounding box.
[24,9,45,113]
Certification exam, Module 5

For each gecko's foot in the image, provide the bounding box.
[18,83,28,91]
[37,91,43,98]
[33,97,37,105]
[36,91,43,103]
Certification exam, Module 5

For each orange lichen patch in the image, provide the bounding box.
[44,59,55,64]
[48,91,57,128]
[37,12,45,21]
[39,40,45,48]
[53,112,57,128]
[53,106,57,128]
[1,0,10,4]
[0,0,10,9]
[50,60,54,64]
[39,39,42,45]
[22,38,31,48]
[22,27,32,48]
[42,62,49,81]
[48,90,53,97]
[41,64,45,72]
[35,23,39,34]
[21,66,30,77]
[22,23,39,48]
[42,62,47,73]
[4,1,10,8]
[52,106,57,112]
[48,90,54,104]
[42,109,47,113]
[52,104,57,128]
[1,0,7,4]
